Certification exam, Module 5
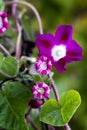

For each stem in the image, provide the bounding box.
[21,56,36,63]
[12,0,22,60]
[0,69,16,78]
[25,115,39,130]
[0,44,10,56]
[26,107,32,116]
[12,0,19,31]
[64,124,71,130]
[25,107,40,130]
[0,76,16,86]
[5,0,43,34]
[48,74,59,101]
[48,125,56,130]
[41,122,48,130]
[15,23,22,60]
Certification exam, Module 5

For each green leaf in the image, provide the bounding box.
[1,56,18,76]
[60,90,81,123]
[40,90,81,126]
[0,81,31,130]
[0,54,18,81]
[0,0,5,11]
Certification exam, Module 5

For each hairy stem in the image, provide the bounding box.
[5,0,43,34]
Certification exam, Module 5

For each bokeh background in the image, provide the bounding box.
[4,0,87,130]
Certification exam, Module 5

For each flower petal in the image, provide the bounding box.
[29,64,39,75]
[55,25,73,44]
[36,34,55,57]
[66,40,83,63]
[53,58,66,73]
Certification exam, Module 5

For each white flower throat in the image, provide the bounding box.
[52,45,66,61]
[40,61,47,70]
[0,17,3,29]
[38,88,44,94]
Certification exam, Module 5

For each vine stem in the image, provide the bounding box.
[64,124,71,130]
[48,125,56,130]
[12,0,22,60]
[25,115,39,130]
[15,23,22,60]
[48,74,59,101]
[0,44,10,56]
[48,74,71,130]
[0,70,16,78]
[5,0,43,60]
[5,0,43,34]
[12,0,19,31]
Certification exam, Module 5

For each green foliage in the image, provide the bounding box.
[0,53,18,81]
[0,0,4,11]
[0,81,31,130]
[40,90,81,126]
[0,0,85,129]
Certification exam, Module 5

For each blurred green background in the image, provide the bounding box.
[5,0,87,130]
[25,1,87,130]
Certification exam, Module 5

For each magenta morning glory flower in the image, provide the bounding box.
[36,25,82,73]
[0,12,8,34]
[32,82,50,99]
[29,56,52,75]
[35,56,52,75]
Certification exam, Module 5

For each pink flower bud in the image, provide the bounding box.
[29,99,44,108]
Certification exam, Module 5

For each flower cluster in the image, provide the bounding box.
[30,25,82,104]
[36,25,82,73]
[0,5,83,130]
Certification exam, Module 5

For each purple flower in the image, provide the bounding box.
[36,25,82,73]
[0,12,8,34]
[35,56,52,75]
[29,56,52,75]
[32,82,50,99]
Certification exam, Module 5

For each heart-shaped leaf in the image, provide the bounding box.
[0,53,18,81]
[0,81,31,130]
[40,90,81,126]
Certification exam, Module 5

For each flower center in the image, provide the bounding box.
[40,61,47,70]
[0,17,3,29]
[51,45,66,61]
[37,88,44,94]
